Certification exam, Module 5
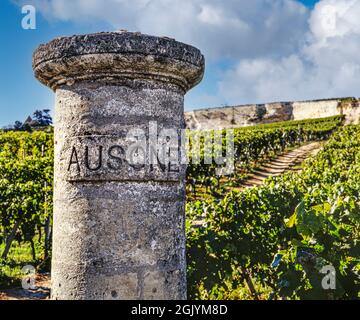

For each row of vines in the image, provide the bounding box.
[187,116,344,199]
[0,130,53,270]
[187,124,360,299]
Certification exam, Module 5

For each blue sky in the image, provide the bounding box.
[2,0,358,127]
[0,1,115,127]
[299,0,318,7]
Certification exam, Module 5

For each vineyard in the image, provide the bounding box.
[187,119,360,299]
[0,129,53,288]
[187,116,343,200]
[0,116,359,299]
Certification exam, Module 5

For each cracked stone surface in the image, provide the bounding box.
[33,31,204,300]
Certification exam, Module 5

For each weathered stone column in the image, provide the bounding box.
[32,32,204,300]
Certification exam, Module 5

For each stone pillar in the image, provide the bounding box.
[32,32,204,300]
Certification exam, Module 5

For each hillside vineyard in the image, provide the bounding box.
[2,115,359,299]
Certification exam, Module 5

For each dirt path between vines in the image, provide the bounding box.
[0,142,323,300]
[190,142,323,227]
[238,141,322,190]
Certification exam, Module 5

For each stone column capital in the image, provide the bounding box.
[33,31,205,92]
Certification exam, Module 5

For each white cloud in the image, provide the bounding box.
[17,0,360,106]
[218,55,309,104]
[16,0,309,61]
[218,0,360,105]
[309,0,359,42]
